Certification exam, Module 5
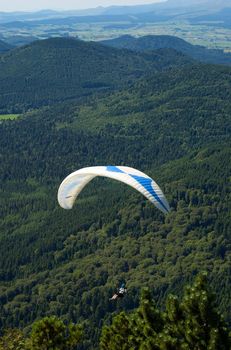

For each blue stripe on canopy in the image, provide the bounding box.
[105,166,169,213]
[129,174,169,213]
[106,166,125,173]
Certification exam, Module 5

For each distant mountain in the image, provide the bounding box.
[101,35,231,65]
[0,0,231,26]
[163,0,231,8]
[0,39,13,52]
[102,0,231,14]
[101,1,167,15]
[1,35,37,47]
[82,0,231,15]
[190,7,231,28]
[0,10,70,24]
[0,4,164,24]
[0,15,133,28]
[0,11,173,30]
[1,0,231,31]
[0,37,192,112]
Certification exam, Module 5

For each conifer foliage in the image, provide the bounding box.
[0,317,82,350]
[30,316,82,350]
[0,329,26,350]
[100,273,231,350]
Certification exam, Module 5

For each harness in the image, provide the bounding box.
[118,287,126,295]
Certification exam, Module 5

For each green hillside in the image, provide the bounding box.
[0,37,192,113]
[0,54,230,348]
[101,34,231,65]
[0,39,13,53]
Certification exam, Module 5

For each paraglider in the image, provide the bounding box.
[58,166,170,302]
[58,165,170,214]
[109,283,127,301]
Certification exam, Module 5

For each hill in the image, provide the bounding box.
[0,39,13,53]
[0,58,230,348]
[191,7,231,28]
[0,10,61,24]
[0,11,172,30]
[101,34,231,65]
[0,37,192,112]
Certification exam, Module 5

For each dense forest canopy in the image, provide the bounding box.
[0,36,230,348]
[0,37,192,113]
[101,34,231,65]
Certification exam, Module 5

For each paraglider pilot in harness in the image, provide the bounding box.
[109,283,127,301]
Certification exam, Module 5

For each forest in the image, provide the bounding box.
[101,34,231,66]
[0,37,230,348]
[0,37,192,113]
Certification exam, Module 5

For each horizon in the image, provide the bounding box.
[0,0,165,13]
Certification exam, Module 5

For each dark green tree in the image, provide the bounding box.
[177,273,231,350]
[29,316,82,350]
[100,312,132,350]
[100,289,164,350]
[0,329,26,350]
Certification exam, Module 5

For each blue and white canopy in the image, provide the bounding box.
[58,166,170,214]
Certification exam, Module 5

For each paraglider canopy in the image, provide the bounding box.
[58,165,170,214]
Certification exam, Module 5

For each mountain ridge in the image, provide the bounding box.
[0,36,192,112]
[0,39,13,52]
[101,34,231,65]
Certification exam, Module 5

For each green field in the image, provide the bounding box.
[2,21,231,51]
[0,114,20,120]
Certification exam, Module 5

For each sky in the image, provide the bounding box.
[0,0,163,12]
